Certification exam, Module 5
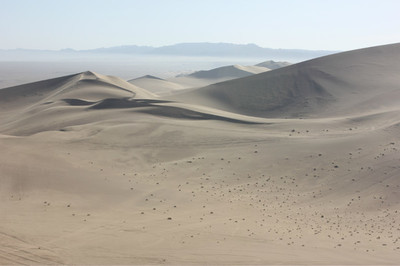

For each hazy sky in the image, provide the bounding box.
[1,0,399,51]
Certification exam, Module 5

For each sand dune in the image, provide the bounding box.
[127,64,271,96]
[1,43,400,264]
[186,64,269,79]
[256,60,291,69]
[170,43,400,118]
[128,75,184,95]
[127,62,289,96]
[0,71,158,135]
[167,64,269,89]
[0,71,155,109]
[0,71,263,136]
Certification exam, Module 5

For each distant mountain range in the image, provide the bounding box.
[0,43,339,61]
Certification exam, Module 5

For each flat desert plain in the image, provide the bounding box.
[1,43,400,264]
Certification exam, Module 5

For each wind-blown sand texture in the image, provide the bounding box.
[1,43,400,265]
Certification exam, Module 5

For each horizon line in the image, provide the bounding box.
[0,42,342,52]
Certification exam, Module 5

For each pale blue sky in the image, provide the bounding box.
[1,0,399,51]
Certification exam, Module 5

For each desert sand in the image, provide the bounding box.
[128,64,272,96]
[1,43,400,265]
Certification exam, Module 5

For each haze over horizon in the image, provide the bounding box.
[2,42,338,52]
[1,0,399,51]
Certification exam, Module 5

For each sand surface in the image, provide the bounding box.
[1,43,400,265]
[128,64,271,96]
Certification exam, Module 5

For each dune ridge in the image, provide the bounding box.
[169,43,400,118]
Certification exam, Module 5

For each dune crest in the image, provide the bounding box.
[256,60,291,69]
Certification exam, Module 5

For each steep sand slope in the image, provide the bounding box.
[170,43,400,118]
[1,43,400,264]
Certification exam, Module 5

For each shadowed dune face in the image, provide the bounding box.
[1,43,400,265]
[169,43,400,118]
